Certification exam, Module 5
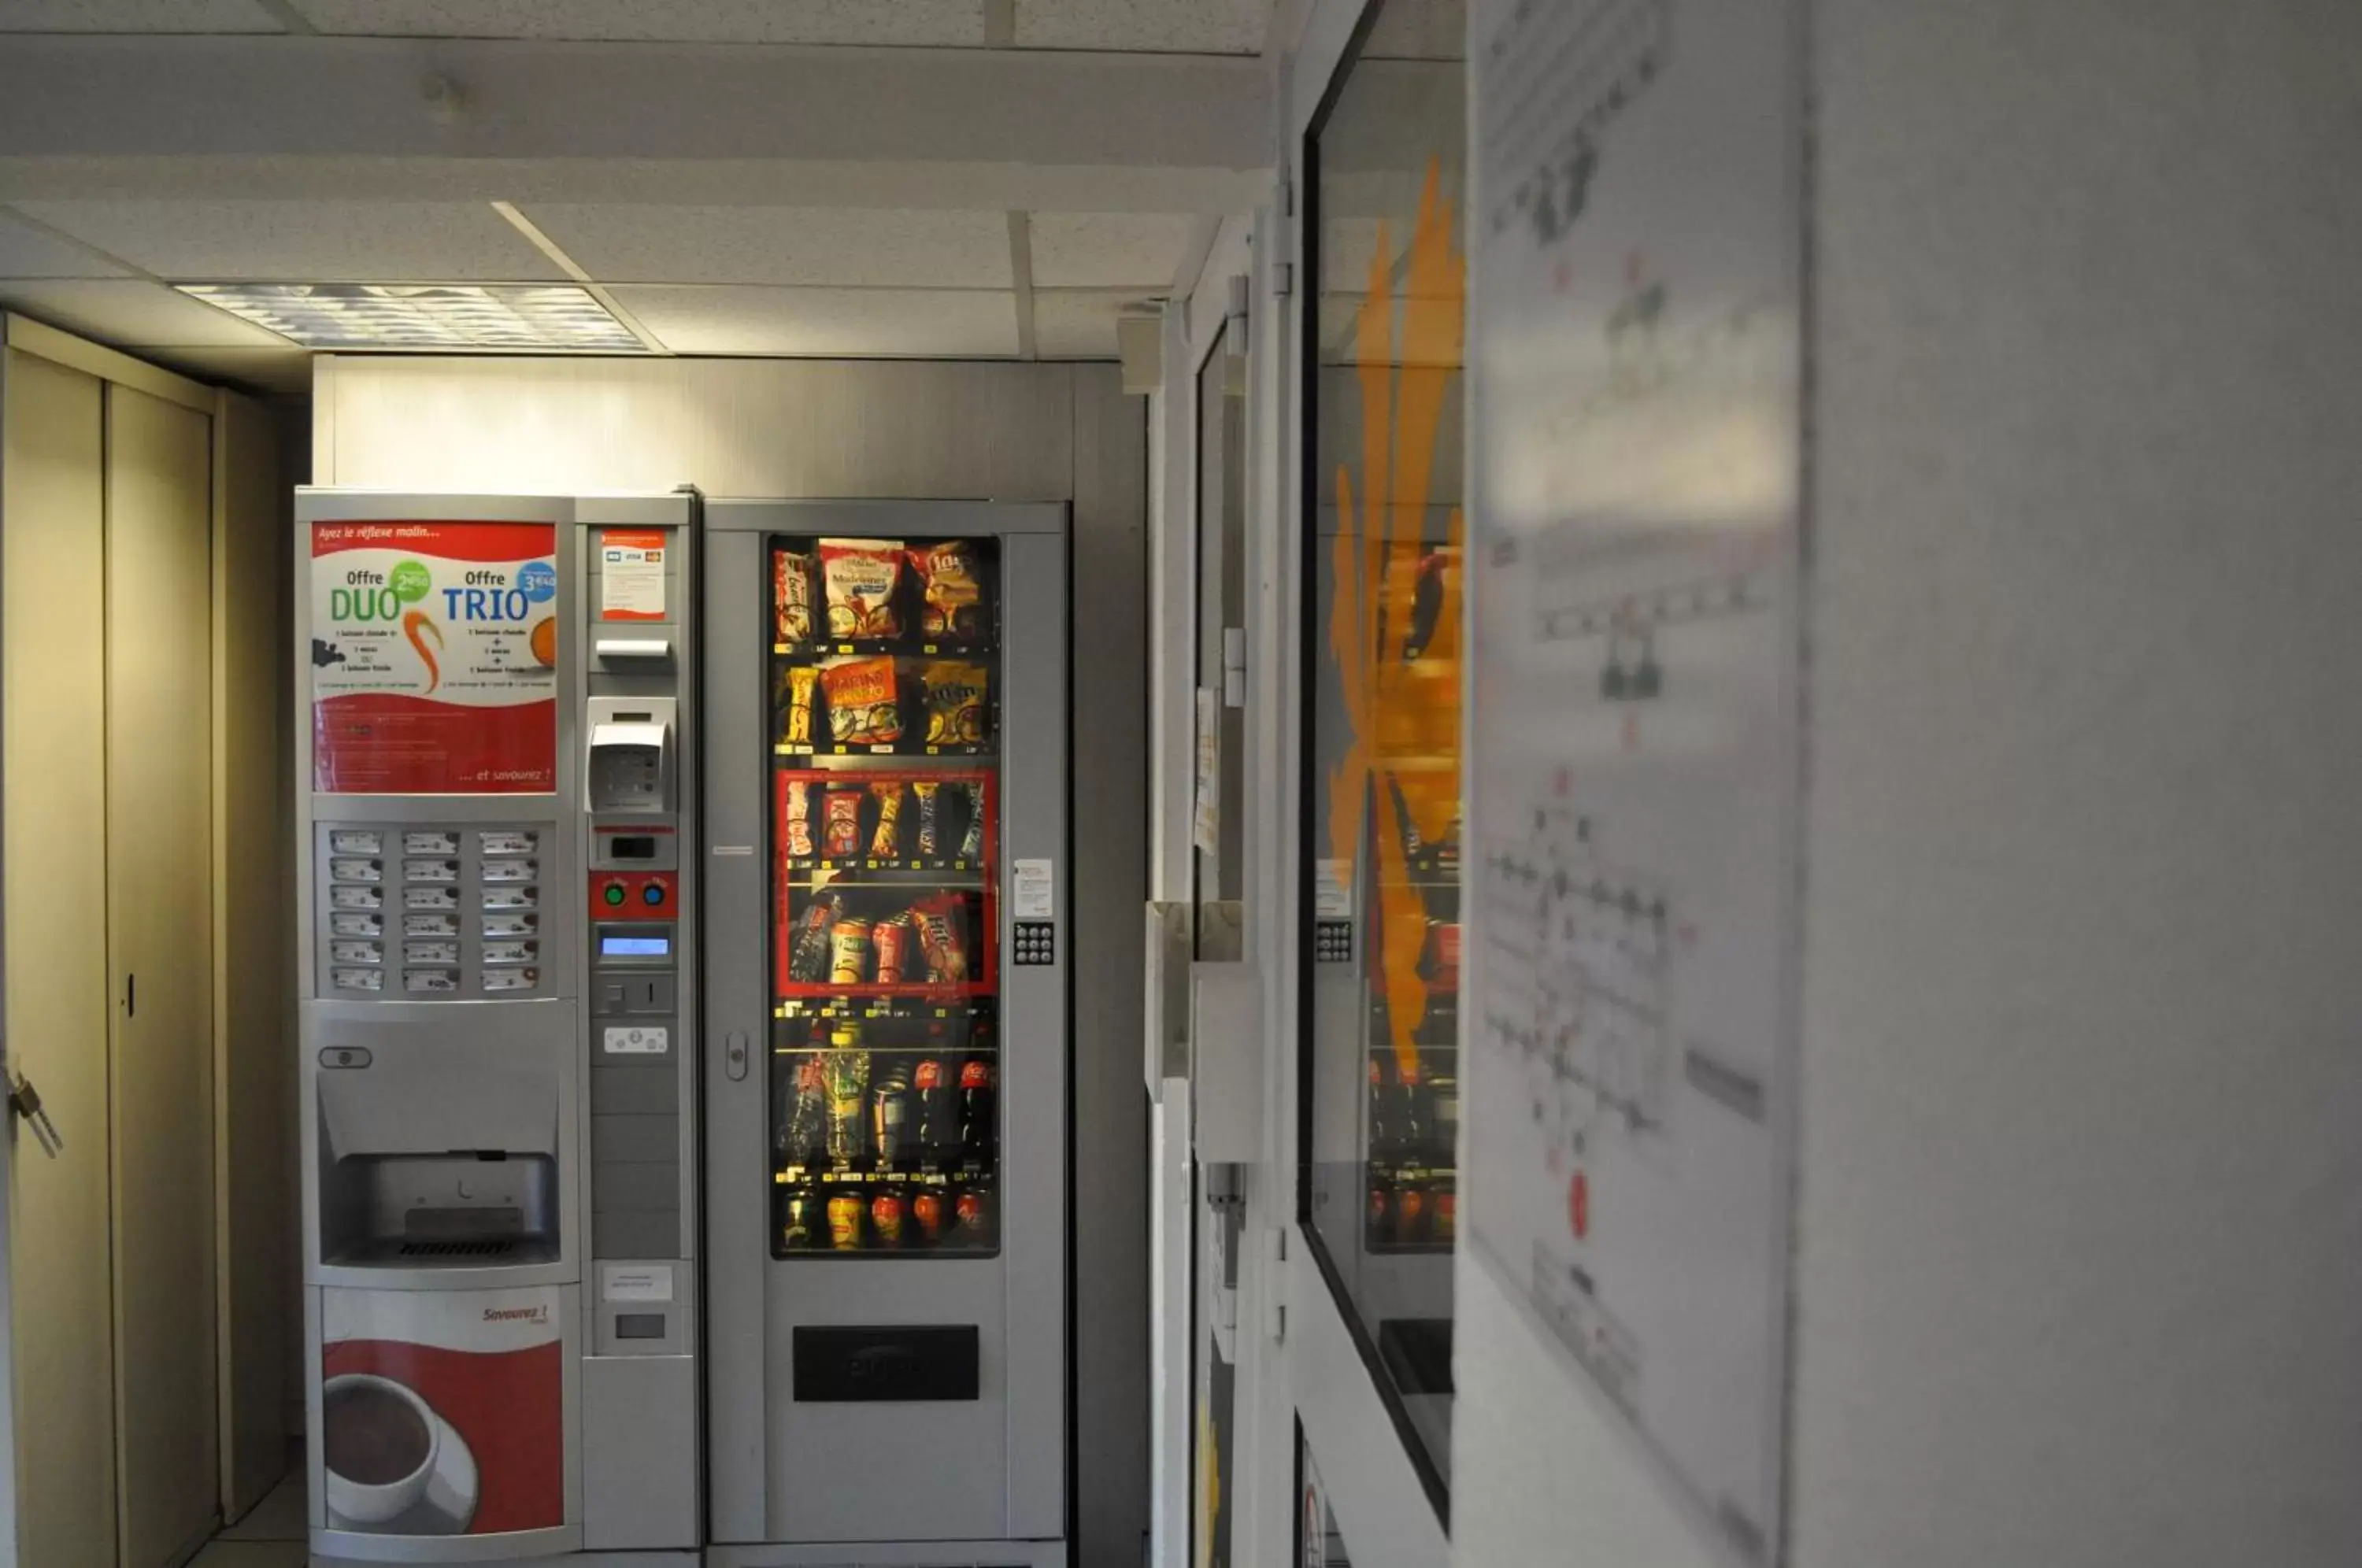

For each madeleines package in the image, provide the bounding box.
[821,539,905,639]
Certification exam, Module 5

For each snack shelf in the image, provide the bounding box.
[777,981,995,1003]
[775,741,994,760]
[774,1164,993,1185]
[776,639,994,660]
[783,853,983,877]
[776,997,994,1022]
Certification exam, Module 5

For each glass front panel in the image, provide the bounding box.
[768,534,1002,1257]
[1301,0,1467,1497]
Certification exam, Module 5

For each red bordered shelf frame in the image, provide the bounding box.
[772,765,998,1002]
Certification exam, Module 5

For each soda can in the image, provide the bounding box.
[872,1082,910,1166]
[912,1189,947,1244]
[869,1191,906,1247]
[826,1192,864,1250]
[779,1183,819,1251]
[828,918,874,985]
[1396,1180,1429,1243]
[953,1185,996,1247]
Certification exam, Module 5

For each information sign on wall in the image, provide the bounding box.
[1465,0,1803,1559]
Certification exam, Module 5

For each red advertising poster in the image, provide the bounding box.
[311,521,559,793]
[320,1286,565,1538]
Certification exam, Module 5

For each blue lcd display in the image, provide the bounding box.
[600,934,671,958]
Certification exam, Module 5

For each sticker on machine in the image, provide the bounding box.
[309,520,559,793]
[1013,857,1054,919]
[319,1285,564,1539]
[601,1264,674,1304]
[598,527,667,621]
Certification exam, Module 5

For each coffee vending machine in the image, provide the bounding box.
[298,490,702,1565]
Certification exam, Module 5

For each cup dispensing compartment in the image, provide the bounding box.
[309,1005,576,1278]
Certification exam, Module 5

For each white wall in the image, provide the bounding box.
[1458,2,2362,1566]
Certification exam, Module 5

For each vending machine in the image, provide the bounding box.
[295,490,702,1565]
[701,501,1071,1566]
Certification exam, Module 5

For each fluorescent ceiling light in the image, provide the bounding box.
[176,282,646,352]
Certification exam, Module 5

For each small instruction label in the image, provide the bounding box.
[599,528,668,622]
[601,1264,673,1304]
[603,1025,668,1055]
[1315,858,1353,919]
[1013,857,1055,919]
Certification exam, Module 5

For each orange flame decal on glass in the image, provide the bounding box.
[1327,157,1465,1079]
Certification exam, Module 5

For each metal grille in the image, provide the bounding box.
[396,1238,515,1259]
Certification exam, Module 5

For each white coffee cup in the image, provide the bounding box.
[322,1373,442,1525]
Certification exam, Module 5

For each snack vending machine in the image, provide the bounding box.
[702,501,1070,1566]
[296,490,702,1564]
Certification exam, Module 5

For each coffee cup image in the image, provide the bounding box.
[322,1374,442,1525]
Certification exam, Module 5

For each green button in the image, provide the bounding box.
[604,884,625,906]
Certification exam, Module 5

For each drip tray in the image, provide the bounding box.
[329,1234,561,1269]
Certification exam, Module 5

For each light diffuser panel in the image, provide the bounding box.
[176,282,646,351]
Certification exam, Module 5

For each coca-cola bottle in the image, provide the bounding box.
[911,1057,952,1168]
[957,1056,997,1168]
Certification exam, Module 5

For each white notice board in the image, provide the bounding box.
[1465,0,1802,1561]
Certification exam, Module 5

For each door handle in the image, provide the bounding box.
[7,1070,64,1158]
[724,1030,750,1082]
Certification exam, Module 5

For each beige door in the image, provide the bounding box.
[3,349,120,1568]
[104,385,219,1568]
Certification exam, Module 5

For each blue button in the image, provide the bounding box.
[642,883,667,906]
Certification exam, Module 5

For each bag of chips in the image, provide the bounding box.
[821,655,901,745]
[912,541,983,640]
[824,785,864,856]
[784,777,815,857]
[822,539,905,639]
[922,661,988,749]
[910,891,970,984]
[774,550,816,645]
[783,664,818,747]
[869,782,905,859]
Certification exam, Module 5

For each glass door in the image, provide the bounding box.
[765,535,1003,1257]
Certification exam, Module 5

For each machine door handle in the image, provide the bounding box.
[7,1070,64,1157]
[724,1030,750,1082]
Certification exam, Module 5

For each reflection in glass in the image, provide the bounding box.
[1301,0,1466,1502]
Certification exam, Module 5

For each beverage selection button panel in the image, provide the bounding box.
[314,819,556,1000]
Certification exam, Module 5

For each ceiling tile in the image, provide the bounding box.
[1029,212,1195,289]
[521,205,1013,289]
[0,280,295,348]
[0,1,280,31]
[611,286,1018,358]
[1363,0,1466,60]
[1014,0,1263,54]
[1033,290,1149,360]
[290,0,985,44]
[0,210,130,279]
[10,201,563,283]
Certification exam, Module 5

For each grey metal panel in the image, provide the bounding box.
[590,1160,681,1212]
[702,501,1073,1555]
[705,1543,1067,1568]
[590,1113,680,1164]
[704,497,1068,536]
[583,1355,699,1550]
[1000,526,1071,1543]
[701,523,774,1544]
[592,1211,679,1262]
[589,1063,679,1115]
[1067,364,1152,1568]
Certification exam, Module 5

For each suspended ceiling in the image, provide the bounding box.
[0,2,1463,396]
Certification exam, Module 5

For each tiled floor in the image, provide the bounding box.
[188,1461,306,1567]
